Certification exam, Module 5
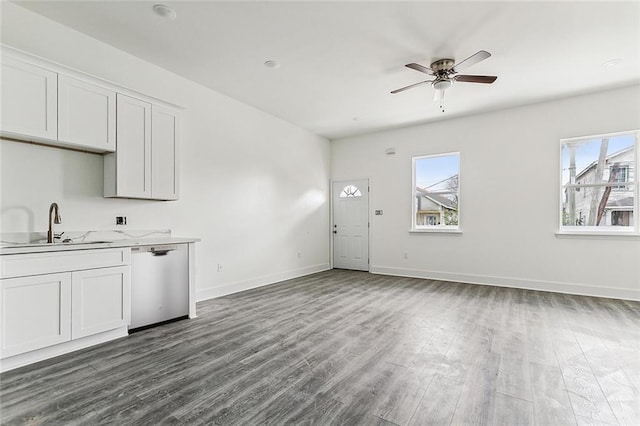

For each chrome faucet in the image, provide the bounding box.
[48,203,61,243]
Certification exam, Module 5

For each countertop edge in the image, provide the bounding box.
[0,237,201,255]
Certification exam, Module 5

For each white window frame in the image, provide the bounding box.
[558,129,639,237]
[411,152,461,233]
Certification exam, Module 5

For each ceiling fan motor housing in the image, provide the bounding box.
[431,58,456,89]
[430,58,455,73]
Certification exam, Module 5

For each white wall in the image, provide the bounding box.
[0,3,331,299]
[2,3,637,302]
[332,86,640,300]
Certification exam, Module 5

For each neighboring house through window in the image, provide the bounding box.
[412,152,460,231]
[560,130,638,233]
[612,165,630,190]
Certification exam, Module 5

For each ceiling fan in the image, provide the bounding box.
[391,50,497,112]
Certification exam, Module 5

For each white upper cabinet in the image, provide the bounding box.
[105,95,180,200]
[1,47,182,200]
[58,75,116,152]
[151,105,180,200]
[105,94,152,199]
[0,56,58,140]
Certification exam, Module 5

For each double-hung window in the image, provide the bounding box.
[560,130,638,234]
[412,152,460,231]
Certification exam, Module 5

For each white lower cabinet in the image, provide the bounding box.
[0,273,72,358]
[71,266,130,340]
[0,248,131,367]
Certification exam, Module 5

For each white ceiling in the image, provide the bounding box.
[14,1,640,140]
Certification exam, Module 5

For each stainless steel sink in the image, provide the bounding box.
[63,241,113,245]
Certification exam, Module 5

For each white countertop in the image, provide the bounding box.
[0,237,200,255]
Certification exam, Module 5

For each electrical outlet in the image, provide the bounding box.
[403,252,409,259]
[217,264,223,272]
[297,251,303,258]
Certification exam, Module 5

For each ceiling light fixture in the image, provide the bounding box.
[153,4,177,20]
[264,60,281,69]
[432,79,452,91]
[602,58,623,69]
[432,79,452,112]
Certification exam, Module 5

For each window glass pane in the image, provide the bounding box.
[561,134,635,186]
[563,185,635,227]
[340,185,362,198]
[414,153,459,228]
[561,131,637,232]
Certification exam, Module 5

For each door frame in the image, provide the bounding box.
[330,177,371,271]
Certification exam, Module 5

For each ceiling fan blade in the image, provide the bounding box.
[452,50,491,72]
[455,75,497,84]
[406,63,433,74]
[391,80,433,94]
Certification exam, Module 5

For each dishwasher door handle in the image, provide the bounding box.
[131,245,178,255]
[150,246,177,256]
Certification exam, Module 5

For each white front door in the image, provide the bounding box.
[333,179,369,271]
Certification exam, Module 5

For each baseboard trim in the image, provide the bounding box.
[0,327,128,373]
[370,266,640,301]
[196,263,331,301]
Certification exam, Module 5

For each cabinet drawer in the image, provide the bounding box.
[1,248,130,279]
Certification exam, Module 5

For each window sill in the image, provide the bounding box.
[556,230,639,240]
[409,228,462,234]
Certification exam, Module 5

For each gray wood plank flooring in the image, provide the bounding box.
[1,269,639,425]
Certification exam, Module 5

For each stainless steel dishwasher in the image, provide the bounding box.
[129,244,189,331]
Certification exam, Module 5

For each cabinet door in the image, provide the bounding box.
[115,94,152,198]
[151,105,180,200]
[71,266,130,339]
[0,57,57,140]
[58,75,116,152]
[0,273,71,358]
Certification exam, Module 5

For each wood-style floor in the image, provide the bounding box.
[1,270,639,425]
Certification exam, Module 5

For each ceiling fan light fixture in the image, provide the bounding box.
[602,58,623,69]
[391,50,496,113]
[432,79,452,91]
[264,60,281,69]
[153,4,177,20]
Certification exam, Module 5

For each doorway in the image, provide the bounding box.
[332,179,369,271]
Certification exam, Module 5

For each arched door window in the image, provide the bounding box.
[339,185,362,198]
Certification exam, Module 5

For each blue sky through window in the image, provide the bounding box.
[415,153,459,189]
[561,134,635,185]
